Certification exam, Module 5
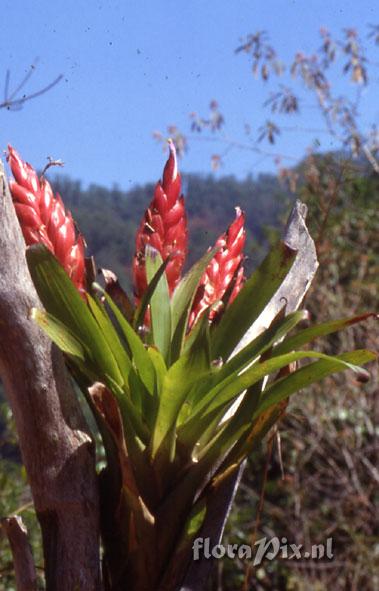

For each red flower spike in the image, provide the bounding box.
[133,139,188,304]
[189,207,246,329]
[7,146,86,294]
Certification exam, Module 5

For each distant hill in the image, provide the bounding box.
[52,171,292,291]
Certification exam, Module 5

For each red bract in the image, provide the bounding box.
[189,207,246,328]
[133,140,188,304]
[7,146,86,294]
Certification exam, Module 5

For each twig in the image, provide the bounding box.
[275,428,285,479]
[0,61,63,112]
[12,502,34,516]
[1,516,37,591]
[186,133,299,162]
[41,157,65,177]
[360,456,379,485]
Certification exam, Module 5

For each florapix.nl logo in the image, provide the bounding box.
[192,536,334,566]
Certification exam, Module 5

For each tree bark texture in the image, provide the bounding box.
[0,162,101,591]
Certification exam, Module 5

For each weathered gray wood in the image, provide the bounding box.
[180,199,319,591]
[0,162,101,591]
[235,200,318,352]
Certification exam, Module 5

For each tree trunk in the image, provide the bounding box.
[0,162,101,591]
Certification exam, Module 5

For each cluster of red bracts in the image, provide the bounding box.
[7,142,246,328]
[188,207,245,328]
[7,146,86,294]
[133,139,188,303]
[132,140,246,326]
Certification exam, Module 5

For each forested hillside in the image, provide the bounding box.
[52,170,291,288]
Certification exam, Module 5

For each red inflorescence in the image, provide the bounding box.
[7,146,86,294]
[189,207,246,328]
[133,140,188,304]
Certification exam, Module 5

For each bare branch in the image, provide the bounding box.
[168,26,379,173]
[0,61,63,112]
[1,516,37,591]
[40,157,65,177]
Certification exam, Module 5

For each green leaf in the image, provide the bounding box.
[170,247,218,361]
[127,367,145,415]
[95,285,156,396]
[27,245,123,385]
[273,312,378,356]
[147,346,167,398]
[256,349,377,416]
[213,350,377,485]
[156,347,376,559]
[181,349,368,448]
[150,315,211,462]
[86,293,132,387]
[107,376,151,445]
[211,241,297,360]
[30,308,94,378]
[134,253,171,330]
[185,309,308,411]
[218,399,284,475]
[145,246,172,363]
[219,310,308,380]
[196,349,376,474]
[181,306,211,355]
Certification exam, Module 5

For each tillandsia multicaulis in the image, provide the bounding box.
[7,145,86,294]
[6,141,376,591]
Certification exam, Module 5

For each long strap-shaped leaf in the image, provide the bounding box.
[177,348,368,452]
[189,350,375,489]
[210,241,297,360]
[134,253,171,330]
[204,349,377,478]
[150,314,211,462]
[27,244,123,385]
[183,309,308,413]
[273,312,378,356]
[31,308,95,379]
[86,294,132,387]
[256,349,376,415]
[145,246,172,363]
[96,286,156,396]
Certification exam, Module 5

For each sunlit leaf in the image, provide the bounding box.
[211,241,297,360]
[274,312,378,356]
[27,244,123,385]
[170,247,218,361]
[145,246,172,363]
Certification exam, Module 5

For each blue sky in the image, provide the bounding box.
[0,0,378,188]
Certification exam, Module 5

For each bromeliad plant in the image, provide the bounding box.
[7,143,376,590]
